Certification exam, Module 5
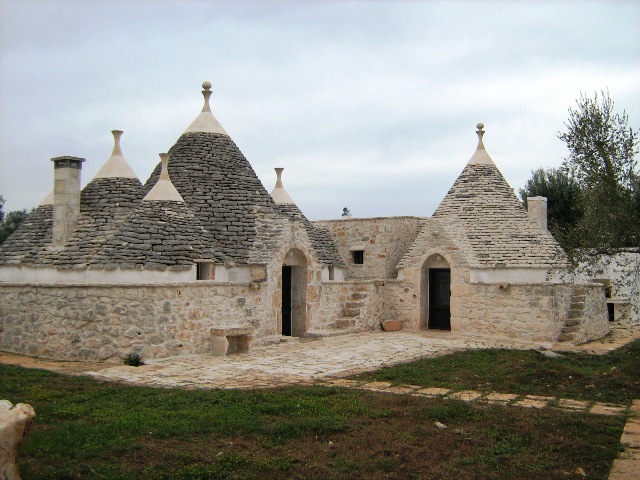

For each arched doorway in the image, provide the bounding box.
[420,254,451,330]
[281,249,308,337]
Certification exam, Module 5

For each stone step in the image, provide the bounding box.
[342,308,361,317]
[558,333,575,342]
[572,295,586,302]
[335,318,356,329]
[568,310,584,319]
[565,319,581,327]
[573,286,585,295]
[303,328,360,339]
[351,293,367,300]
[346,301,364,309]
[561,325,580,333]
[570,301,585,309]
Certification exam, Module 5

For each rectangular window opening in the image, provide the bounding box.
[352,250,364,265]
[196,262,213,280]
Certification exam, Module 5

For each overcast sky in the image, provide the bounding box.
[1,0,638,220]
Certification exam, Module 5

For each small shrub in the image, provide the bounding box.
[123,352,144,367]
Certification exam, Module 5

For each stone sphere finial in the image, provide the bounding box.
[202,81,212,90]
[475,122,485,149]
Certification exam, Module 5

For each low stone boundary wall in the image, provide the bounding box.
[0,282,269,362]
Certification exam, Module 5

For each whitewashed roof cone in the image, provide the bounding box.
[39,190,54,206]
[93,130,139,179]
[183,81,229,136]
[467,123,495,165]
[143,153,184,202]
[270,167,296,204]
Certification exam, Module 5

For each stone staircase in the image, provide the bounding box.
[558,286,585,342]
[304,289,368,339]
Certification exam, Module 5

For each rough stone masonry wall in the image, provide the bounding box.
[313,217,423,279]
[571,283,610,344]
[382,277,608,343]
[0,282,271,362]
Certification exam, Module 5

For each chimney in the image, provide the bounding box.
[51,156,85,248]
[527,196,548,232]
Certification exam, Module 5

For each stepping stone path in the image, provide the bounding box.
[320,378,628,416]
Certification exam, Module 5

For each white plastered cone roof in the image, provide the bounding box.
[270,167,296,205]
[93,130,139,179]
[466,123,495,165]
[143,153,184,202]
[183,81,229,135]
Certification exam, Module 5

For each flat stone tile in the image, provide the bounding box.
[385,386,419,394]
[483,392,520,403]
[608,459,640,480]
[448,390,483,402]
[556,399,591,411]
[512,398,549,409]
[589,403,628,416]
[413,387,451,397]
[361,381,393,391]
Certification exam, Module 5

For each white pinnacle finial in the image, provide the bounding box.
[201,81,212,113]
[111,130,123,156]
[275,167,284,188]
[466,122,494,165]
[475,123,485,150]
[143,153,184,202]
[183,81,228,135]
[270,167,296,204]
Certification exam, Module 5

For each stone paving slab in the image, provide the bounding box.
[609,400,640,480]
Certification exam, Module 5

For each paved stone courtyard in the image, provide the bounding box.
[83,330,551,389]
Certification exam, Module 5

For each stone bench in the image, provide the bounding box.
[210,327,254,356]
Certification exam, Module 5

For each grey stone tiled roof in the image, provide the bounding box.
[0,177,145,268]
[91,200,224,270]
[38,177,146,268]
[432,163,567,268]
[276,203,346,267]
[0,205,53,264]
[143,132,276,262]
[143,132,344,266]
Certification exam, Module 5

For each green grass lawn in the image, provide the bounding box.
[1,341,637,479]
[352,339,640,404]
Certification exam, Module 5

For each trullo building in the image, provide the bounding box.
[0,83,610,362]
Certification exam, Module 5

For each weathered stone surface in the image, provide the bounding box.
[0,400,35,480]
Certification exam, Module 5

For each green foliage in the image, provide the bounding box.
[123,352,144,367]
[0,195,30,244]
[558,90,640,254]
[519,167,582,249]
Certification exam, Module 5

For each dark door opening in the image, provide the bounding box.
[429,268,451,330]
[282,266,292,336]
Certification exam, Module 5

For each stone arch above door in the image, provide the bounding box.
[281,248,308,337]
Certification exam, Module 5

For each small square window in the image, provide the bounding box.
[196,262,213,280]
[352,250,364,265]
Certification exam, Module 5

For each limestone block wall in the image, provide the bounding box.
[570,283,610,344]
[0,282,271,362]
[313,217,423,279]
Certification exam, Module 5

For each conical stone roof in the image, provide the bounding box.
[432,124,567,268]
[143,83,344,266]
